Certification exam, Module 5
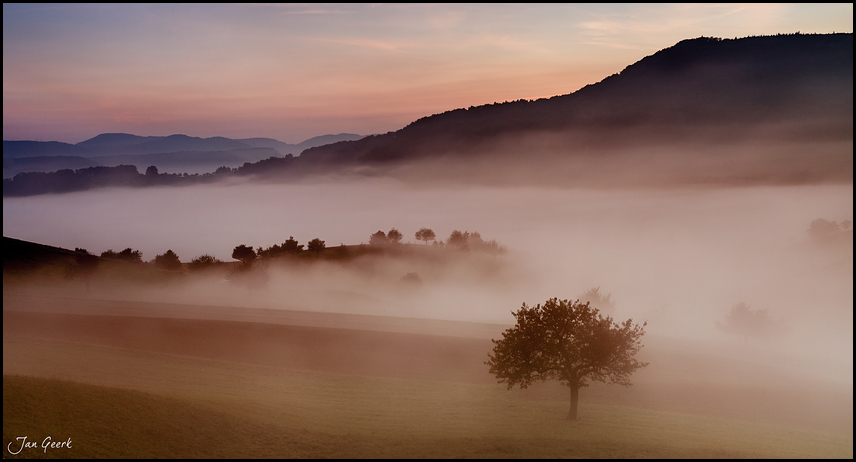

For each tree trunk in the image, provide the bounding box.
[567,384,579,420]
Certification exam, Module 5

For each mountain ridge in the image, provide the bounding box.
[4,33,852,194]
[297,33,852,167]
[3,133,365,159]
[2,133,364,178]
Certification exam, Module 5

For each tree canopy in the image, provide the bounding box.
[282,236,304,254]
[307,238,325,253]
[188,254,220,272]
[154,249,182,271]
[100,248,143,264]
[415,227,436,245]
[369,230,387,245]
[258,236,304,259]
[447,230,469,250]
[717,301,778,343]
[486,298,647,420]
[232,245,256,266]
[386,228,403,244]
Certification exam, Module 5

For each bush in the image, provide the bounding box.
[154,250,182,271]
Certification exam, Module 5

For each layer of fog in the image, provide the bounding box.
[3,178,852,383]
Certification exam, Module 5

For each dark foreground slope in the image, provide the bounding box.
[4,371,851,458]
[3,307,853,458]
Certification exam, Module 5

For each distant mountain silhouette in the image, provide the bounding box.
[4,133,365,159]
[3,132,364,178]
[75,133,164,151]
[76,134,260,156]
[4,34,852,194]
[297,33,852,173]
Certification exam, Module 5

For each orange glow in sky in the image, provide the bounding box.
[3,3,852,143]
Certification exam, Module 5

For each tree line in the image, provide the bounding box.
[2,154,298,197]
[64,227,507,276]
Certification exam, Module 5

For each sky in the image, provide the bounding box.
[3,3,853,144]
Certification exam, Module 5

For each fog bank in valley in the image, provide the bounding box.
[3,178,853,384]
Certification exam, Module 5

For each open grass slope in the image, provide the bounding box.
[4,364,851,458]
[3,306,852,433]
[3,311,853,458]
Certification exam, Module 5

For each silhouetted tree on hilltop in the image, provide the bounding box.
[188,254,221,272]
[258,236,306,259]
[415,228,436,245]
[369,230,387,245]
[447,230,469,250]
[232,245,256,267]
[487,298,647,420]
[116,248,143,264]
[283,236,304,254]
[387,228,403,244]
[307,238,326,253]
[154,249,182,271]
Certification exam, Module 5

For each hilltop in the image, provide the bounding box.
[296,33,852,182]
[4,33,852,195]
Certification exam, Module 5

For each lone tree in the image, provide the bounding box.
[415,227,436,245]
[486,298,648,421]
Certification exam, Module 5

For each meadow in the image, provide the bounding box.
[3,302,852,459]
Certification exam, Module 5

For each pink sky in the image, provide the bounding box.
[3,3,852,144]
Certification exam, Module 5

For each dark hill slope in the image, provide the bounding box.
[298,34,852,168]
[2,140,88,159]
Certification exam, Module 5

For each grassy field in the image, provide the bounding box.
[3,310,852,458]
[4,355,851,458]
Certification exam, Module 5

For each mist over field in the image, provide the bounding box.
[3,5,854,455]
[4,178,852,384]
